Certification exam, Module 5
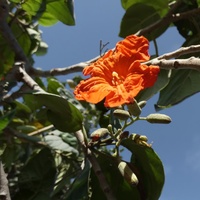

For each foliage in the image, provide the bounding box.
[1,0,200,199]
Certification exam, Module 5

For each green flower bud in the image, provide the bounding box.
[146,113,171,124]
[127,99,141,116]
[66,79,76,89]
[118,161,138,186]
[113,109,130,120]
[90,128,109,142]
[138,101,147,109]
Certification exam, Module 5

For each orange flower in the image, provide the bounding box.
[74,35,160,108]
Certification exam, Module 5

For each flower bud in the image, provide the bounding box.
[66,79,76,89]
[118,161,138,186]
[146,113,171,124]
[90,128,109,142]
[113,109,130,120]
[138,101,147,109]
[127,99,141,116]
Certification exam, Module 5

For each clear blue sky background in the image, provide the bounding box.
[34,1,200,199]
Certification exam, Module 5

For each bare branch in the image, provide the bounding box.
[32,56,99,77]
[12,62,45,92]
[154,45,200,60]
[146,57,200,71]
[75,130,116,200]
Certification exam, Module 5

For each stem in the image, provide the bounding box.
[75,130,116,200]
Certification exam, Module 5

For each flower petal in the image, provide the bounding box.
[115,35,150,62]
[74,77,112,104]
[104,84,134,107]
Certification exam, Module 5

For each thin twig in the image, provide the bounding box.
[28,125,54,136]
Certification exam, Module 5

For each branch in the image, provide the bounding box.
[0,0,30,70]
[146,57,200,71]
[32,56,99,77]
[12,62,44,92]
[75,130,116,200]
[0,161,11,200]
[154,44,200,60]
[136,1,200,36]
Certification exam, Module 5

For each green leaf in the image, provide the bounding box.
[61,132,78,146]
[44,133,78,155]
[21,0,75,26]
[47,77,65,94]
[39,0,75,26]
[33,91,83,132]
[16,148,56,199]
[156,69,200,110]
[0,36,15,77]
[121,139,165,200]
[90,152,140,200]
[121,0,168,16]
[38,12,58,26]
[119,3,168,40]
[136,69,170,102]
[172,0,199,38]
[22,0,45,16]
[0,109,16,132]
[64,160,90,200]
[11,22,31,55]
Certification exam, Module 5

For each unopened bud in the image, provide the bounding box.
[138,101,147,109]
[127,99,141,116]
[90,128,109,142]
[146,113,171,124]
[66,79,76,89]
[118,161,138,186]
[113,109,130,120]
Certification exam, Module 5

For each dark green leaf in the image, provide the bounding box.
[16,148,56,199]
[90,152,140,200]
[119,3,168,40]
[1,144,20,169]
[172,0,199,38]
[121,0,168,16]
[33,92,83,132]
[121,139,165,200]
[136,69,170,102]
[0,36,14,77]
[11,22,31,55]
[156,69,200,110]
[23,94,42,111]
[0,109,16,132]
[64,160,90,200]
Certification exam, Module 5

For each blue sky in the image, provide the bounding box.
[34,1,200,199]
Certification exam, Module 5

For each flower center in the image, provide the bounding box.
[112,71,123,86]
